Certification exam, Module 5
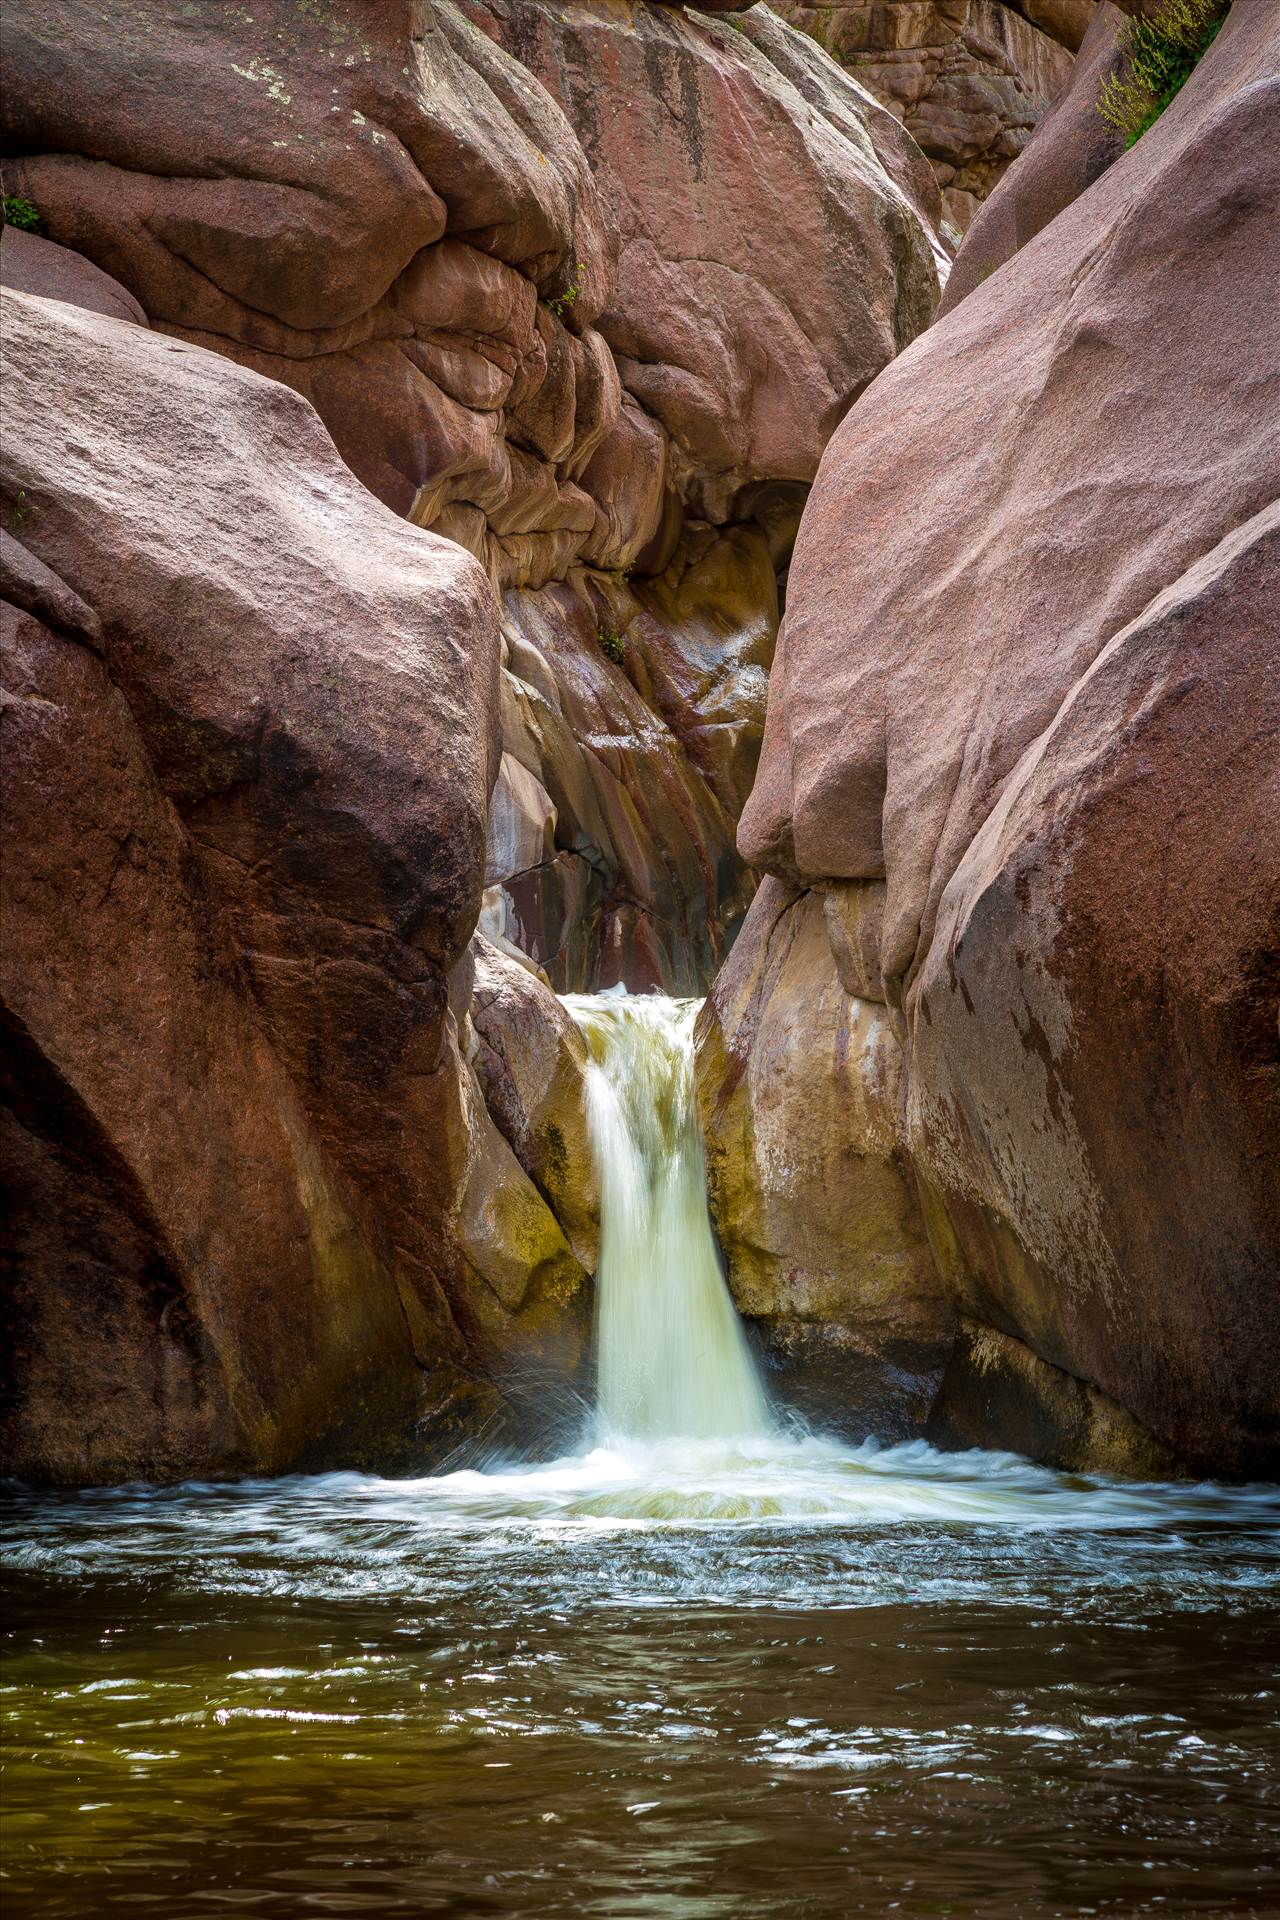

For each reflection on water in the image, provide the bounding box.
[3,1434,1278,1916]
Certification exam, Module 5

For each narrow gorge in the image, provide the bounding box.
[1,0,1277,1913]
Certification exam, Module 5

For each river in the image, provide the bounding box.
[3,995,1277,1916]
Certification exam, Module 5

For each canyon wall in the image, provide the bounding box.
[4,0,939,994]
[700,0,1280,1479]
[766,0,1095,235]
[0,0,940,1480]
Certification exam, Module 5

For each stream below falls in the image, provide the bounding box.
[3,994,1279,1917]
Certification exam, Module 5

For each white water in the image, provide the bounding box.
[562,991,770,1443]
[367,988,1270,1537]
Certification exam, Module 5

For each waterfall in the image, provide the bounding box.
[563,992,770,1442]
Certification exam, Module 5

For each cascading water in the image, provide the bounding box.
[561,991,769,1442]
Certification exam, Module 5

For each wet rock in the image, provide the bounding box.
[925,1324,1181,1477]
[437,1015,593,1447]
[469,936,601,1274]
[491,580,752,992]
[697,883,953,1438]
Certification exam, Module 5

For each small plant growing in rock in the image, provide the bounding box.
[2,194,40,232]
[547,264,583,319]
[597,627,626,665]
[1097,0,1228,148]
[8,488,30,533]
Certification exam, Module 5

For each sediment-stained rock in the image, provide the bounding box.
[767,0,1091,234]
[711,0,1280,1475]
[697,883,952,1436]
[924,1325,1181,1477]
[468,936,601,1275]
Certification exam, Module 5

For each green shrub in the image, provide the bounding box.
[547,263,583,319]
[2,194,40,232]
[1097,0,1228,148]
[596,627,626,665]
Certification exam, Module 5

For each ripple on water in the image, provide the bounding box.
[2,1435,1278,1919]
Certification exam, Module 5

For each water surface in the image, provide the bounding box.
[4,1434,1278,1917]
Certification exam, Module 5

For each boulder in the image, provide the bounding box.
[912,506,1280,1478]
[722,0,1280,1474]
[469,936,601,1274]
[0,224,147,325]
[0,286,588,1481]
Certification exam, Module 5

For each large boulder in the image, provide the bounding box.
[912,506,1279,1478]
[708,0,1280,1475]
[0,285,595,1482]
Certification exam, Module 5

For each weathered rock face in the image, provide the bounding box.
[696,882,952,1435]
[911,505,1280,1479]
[4,0,940,993]
[705,0,1280,1477]
[0,224,149,325]
[767,0,1093,234]
[2,1,941,1481]
[0,285,593,1482]
[939,0,1124,308]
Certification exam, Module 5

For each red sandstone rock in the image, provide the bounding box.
[4,0,936,575]
[767,0,1088,234]
[490,579,751,991]
[0,225,147,325]
[912,505,1280,1477]
[4,0,940,1001]
[940,0,1124,310]
[2,0,611,541]
[0,286,591,1481]
[462,0,939,521]
[724,0,1280,1473]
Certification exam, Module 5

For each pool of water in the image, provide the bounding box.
[3,1433,1278,1917]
